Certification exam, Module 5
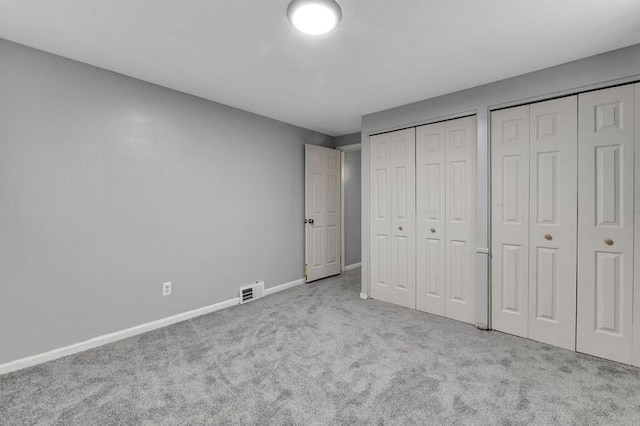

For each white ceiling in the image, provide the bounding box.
[1,1,639,136]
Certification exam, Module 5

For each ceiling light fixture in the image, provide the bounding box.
[287,0,342,36]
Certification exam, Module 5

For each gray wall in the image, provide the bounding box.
[343,150,361,266]
[0,39,334,365]
[361,43,640,329]
[335,132,361,147]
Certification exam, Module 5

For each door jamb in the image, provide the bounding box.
[336,143,361,272]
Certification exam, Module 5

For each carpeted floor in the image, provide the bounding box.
[2,268,640,425]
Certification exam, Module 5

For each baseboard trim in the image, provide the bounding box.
[360,293,368,300]
[0,277,304,376]
[264,278,305,295]
[343,262,362,271]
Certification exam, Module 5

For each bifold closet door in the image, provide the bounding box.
[527,97,577,350]
[416,122,446,316]
[444,117,477,324]
[577,84,635,365]
[369,128,416,308]
[416,116,476,324]
[491,97,577,350]
[491,105,530,337]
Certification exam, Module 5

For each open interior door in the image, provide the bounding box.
[305,144,341,282]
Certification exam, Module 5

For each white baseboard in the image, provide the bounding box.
[343,262,362,271]
[0,277,304,376]
[360,293,368,300]
[264,278,305,295]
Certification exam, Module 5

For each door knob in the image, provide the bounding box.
[308,219,314,224]
[398,226,403,231]
[544,234,553,241]
[430,228,436,233]
[605,238,614,246]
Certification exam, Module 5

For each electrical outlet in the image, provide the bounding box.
[162,282,172,296]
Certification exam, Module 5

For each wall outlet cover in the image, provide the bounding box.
[162,282,172,296]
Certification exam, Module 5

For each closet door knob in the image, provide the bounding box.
[605,238,614,246]
[544,234,553,241]
[398,226,403,231]
[430,228,436,233]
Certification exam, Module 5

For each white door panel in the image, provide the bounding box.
[577,84,635,364]
[491,105,530,337]
[416,122,446,315]
[416,116,476,324]
[305,144,341,282]
[369,129,416,308]
[370,135,392,303]
[528,96,577,350]
[444,116,477,324]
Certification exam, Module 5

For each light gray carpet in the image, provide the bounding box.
[2,268,640,425]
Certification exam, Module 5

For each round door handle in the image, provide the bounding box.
[605,238,614,246]
[308,219,314,224]
[430,228,436,233]
[398,226,403,231]
[544,234,553,241]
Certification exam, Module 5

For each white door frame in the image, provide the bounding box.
[336,143,361,272]
[634,83,640,368]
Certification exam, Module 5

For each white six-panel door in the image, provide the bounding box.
[491,85,640,364]
[491,97,578,350]
[305,144,341,282]
[444,117,477,324]
[416,122,446,315]
[528,96,577,351]
[491,105,530,337]
[369,128,416,308]
[577,85,635,364]
[416,116,476,324]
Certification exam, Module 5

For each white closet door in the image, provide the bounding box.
[369,128,416,309]
[577,84,635,364]
[528,96,577,350]
[444,116,477,324]
[416,122,446,315]
[491,105,530,337]
[635,83,640,368]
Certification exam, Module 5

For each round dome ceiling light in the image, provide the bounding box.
[287,0,342,36]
